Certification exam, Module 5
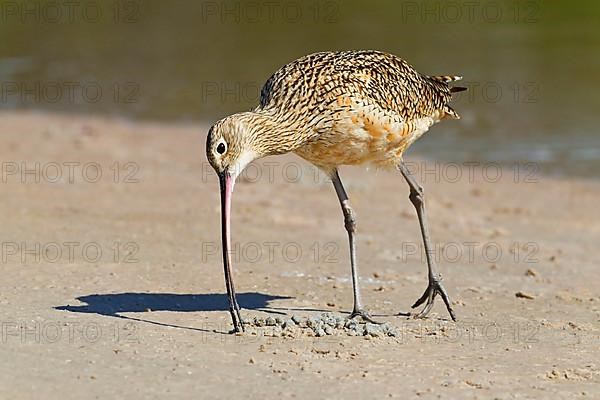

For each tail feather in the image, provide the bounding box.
[443,105,461,120]
[450,86,467,93]
[430,75,463,83]
[430,74,467,94]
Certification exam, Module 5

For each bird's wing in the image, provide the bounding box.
[259,50,463,126]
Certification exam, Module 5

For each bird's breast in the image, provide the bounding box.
[295,104,442,170]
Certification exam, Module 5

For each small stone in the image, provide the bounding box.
[316,328,326,337]
[265,316,277,326]
[282,328,297,338]
[324,326,334,335]
[525,269,537,277]
[316,320,326,332]
[515,291,535,300]
[345,320,357,329]
[365,323,382,337]
[350,323,366,336]
[282,319,296,329]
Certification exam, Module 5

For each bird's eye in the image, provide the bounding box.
[216,141,227,155]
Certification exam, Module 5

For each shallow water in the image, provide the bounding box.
[1,0,599,176]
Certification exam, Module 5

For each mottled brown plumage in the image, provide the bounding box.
[207,50,463,174]
[259,50,460,122]
[207,50,463,332]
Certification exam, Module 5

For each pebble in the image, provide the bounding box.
[282,319,296,329]
[515,291,535,300]
[525,268,537,277]
[242,313,399,338]
[365,323,381,337]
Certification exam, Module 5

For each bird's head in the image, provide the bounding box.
[206,113,259,181]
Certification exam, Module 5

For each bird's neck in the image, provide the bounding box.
[245,109,307,157]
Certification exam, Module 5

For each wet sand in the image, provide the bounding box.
[0,111,598,399]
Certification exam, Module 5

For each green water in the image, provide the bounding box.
[1,0,599,175]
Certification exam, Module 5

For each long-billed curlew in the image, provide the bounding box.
[206,50,465,332]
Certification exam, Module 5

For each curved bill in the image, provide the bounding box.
[219,171,243,332]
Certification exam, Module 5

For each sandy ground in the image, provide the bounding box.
[0,111,598,399]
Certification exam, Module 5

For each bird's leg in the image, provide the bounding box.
[397,162,456,321]
[331,169,380,324]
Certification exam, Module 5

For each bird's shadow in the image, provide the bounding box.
[55,292,292,334]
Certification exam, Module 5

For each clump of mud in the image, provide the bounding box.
[242,313,398,338]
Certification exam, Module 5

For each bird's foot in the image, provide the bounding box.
[229,305,245,333]
[411,275,456,321]
[349,308,382,324]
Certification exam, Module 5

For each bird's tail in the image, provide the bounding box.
[430,75,463,83]
[429,75,466,119]
[430,75,467,94]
